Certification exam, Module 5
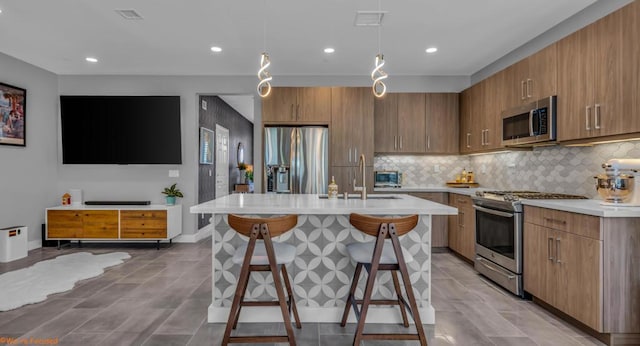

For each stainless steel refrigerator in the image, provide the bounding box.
[264,126,328,194]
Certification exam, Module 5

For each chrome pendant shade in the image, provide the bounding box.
[257,52,272,98]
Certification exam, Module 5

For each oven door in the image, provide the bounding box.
[473,205,522,274]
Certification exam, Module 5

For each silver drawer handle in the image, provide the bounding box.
[476,257,515,280]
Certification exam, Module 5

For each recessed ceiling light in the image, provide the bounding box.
[426,47,438,54]
[324,48,335,54]
[211,46,222,53]
[85,57,98,63]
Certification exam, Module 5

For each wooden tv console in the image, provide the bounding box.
[46,205,181,249]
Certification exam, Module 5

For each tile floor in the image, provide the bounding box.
[0,239,605,345]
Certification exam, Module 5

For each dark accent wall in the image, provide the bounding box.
[198,95,253,229]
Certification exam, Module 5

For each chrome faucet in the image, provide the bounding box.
[353,154,367,200]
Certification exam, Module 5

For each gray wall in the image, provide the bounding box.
[0,52,59,245]
[198,95,253,229]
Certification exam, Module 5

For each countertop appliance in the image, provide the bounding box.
[596,158,640,206]
[264,126,328,194]
[502,96,556,147]
[472,190,587,297]
[374,170,402,188]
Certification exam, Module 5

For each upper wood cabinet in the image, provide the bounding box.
[374,93,398,153]
[375,93,458,154]
[459,89,473,154]
[374,93,426,153]
[503,43,557,110]
[331,87,374,167]
[621,1,640,135]
[425,93,459,154]
[557,10,623,142]
[262,87,332,124]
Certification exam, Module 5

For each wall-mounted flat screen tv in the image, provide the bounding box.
[60,96,182,164]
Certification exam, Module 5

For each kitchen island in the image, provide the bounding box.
[190,193,457,324]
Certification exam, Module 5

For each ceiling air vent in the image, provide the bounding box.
[115,9,143,20]
[354,11,387,26]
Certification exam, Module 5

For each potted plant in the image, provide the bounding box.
[162,183,183,205]
[238,162,248,184]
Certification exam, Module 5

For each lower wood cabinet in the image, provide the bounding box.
[447,193,475,261]
[120,210,168,238]
[47,210,118,239]
[46,206,181,241]
[524,206,602,331]
[409,192,448,247]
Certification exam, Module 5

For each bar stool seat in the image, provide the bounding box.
[346,239,413,264]
[222,214,301,346]
[232,242,296,265]
[341,213,428,346]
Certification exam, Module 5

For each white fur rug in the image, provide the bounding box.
[0,252,130,311]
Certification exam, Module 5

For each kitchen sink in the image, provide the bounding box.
[318,195,400,200]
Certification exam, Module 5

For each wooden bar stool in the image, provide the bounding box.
[222,214,301,345]
[340,213,427,346]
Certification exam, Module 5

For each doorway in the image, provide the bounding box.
[216,124,230,198]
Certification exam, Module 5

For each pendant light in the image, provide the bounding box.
[257,0,272,98]
[371,0,387,98]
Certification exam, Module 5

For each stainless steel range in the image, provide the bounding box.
[472,191,587,297]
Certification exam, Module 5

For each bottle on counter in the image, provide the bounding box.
[461,168,467,183]
[328,176,338,199]
[467,171,474,183]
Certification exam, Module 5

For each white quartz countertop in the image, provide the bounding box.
[190,193,458,215]
[521,199,640,217]
[375,186,640,217]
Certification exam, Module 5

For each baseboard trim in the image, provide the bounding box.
[207,304,436,324]
[28,239,42,251]
[173,224,212,243]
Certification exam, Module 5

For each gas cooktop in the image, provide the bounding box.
[476,190,589,200]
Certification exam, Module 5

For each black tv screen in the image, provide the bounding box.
[60,96,182,164]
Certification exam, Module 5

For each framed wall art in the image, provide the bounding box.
[199,127,214,164]
[0,82,26,147]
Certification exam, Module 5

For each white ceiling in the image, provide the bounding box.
[0,1,602,123]
[0,0,597,77]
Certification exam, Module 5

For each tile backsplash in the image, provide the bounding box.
[374,141,640,198]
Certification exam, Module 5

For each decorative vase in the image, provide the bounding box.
[166,196,176,205]
[239,169,246,184]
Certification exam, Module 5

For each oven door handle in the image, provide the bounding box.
[473,205,514,218]
[476,257,516,280]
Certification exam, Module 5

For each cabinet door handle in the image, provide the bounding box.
[399,136,403,150]
[521,80,526,100]
[543,217,566,226]
[556,238,561,263]
[394,135,397,150]
[594,104,601,129]
[348,148,351,163]
[427,135,430,150]
[585,106,592,131]
[526,78,533,98]
[548,237,554,261]
[354,147,357,159]
[466,133,471,148]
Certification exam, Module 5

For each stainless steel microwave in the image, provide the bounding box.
[374,171,402,188]
[502,96,557,146]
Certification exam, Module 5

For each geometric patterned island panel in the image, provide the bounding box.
[212,214,432,310]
